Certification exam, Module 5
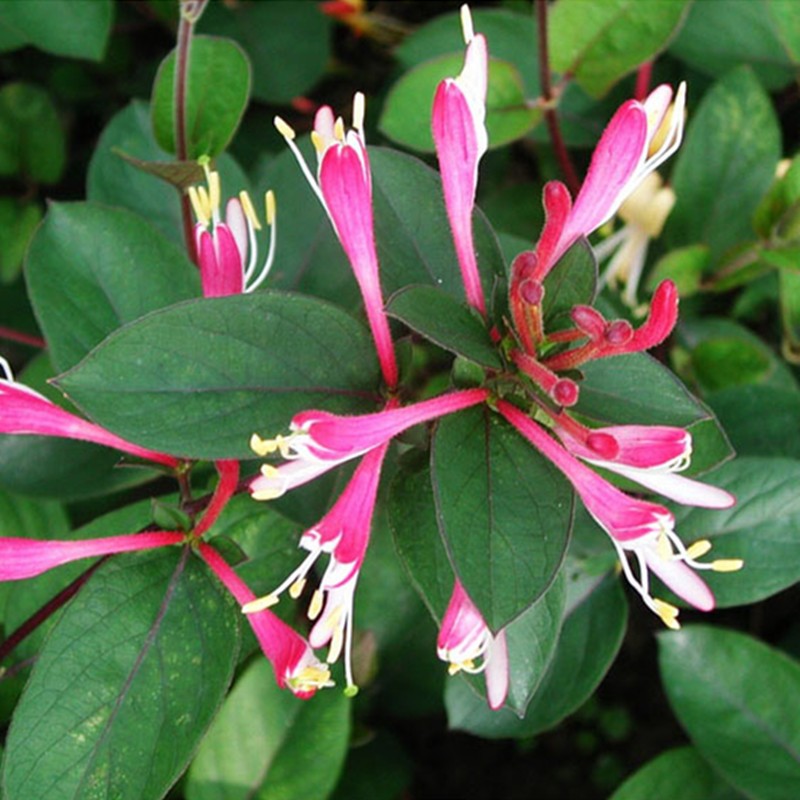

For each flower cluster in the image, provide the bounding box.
[241,5,740,710]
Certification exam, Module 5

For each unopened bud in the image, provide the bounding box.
[605,320,634,346]
[520,279,544,305]
[585,431,619,460]
[552,378,579,407]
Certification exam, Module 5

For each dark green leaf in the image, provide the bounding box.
[199,0,332,105]
[3,548,240,800]
[669,0,800,91]
[576,353,710,427]
[542,238,597,331]
[610,746,744,800]
[0,0,112,61]
[151,36,251,159]
[550,0,690,98]
[432,406,573,630]
[380,54,540,152]
[186,659,350,800]
[26,202,200,372]
[329,733,412,800]
[56,292,380,460]
[0,198,41,284]
[659,625,800,800]
[0,83,65,183]
[671,457,800,607]
[667,68,782,262]
[708,384,800,459]
[386,285,501,367]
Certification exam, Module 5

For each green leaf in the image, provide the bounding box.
[2,548,240,800]
[386,285,501,368]
[669,0,800,91]
[431,406,573,630]
[667,67,782,263]
[779,267,800,361]
[647,245,710,298]
[151,35,251,159]
[0,0,112,61]
[708,384,800,459]
[542,238,597,331]
[0,354,161,500]
[329,733,412,800]
[0,83,65,183]
[576,353,710,427]
[0,198,41,284]
[380,54,540,152]
[610,746,743,800]
[198,0,332,105]
[56,292,380,460]
[659,625,800,800]
[550,0,690,98]
[670,456,800,607]
[186,659,350,800]
[26,202,201,372]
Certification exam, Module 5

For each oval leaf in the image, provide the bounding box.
[432,406,573,630]
[659,625,800,800]
[55,292,380,460]
[2,548,240,800]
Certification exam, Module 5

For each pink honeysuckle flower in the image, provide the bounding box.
[188,162,276,297]
[437,579,509,710]
[244,441,389,695]
[497,400,741,629]
[524,83,686,288]
[0,357,178,468]
[0,530,185,580]
[274,95,398,389]
[556,423,736,510]
[432,4,489,316]
[198,543,333,698]
[249,387,489,500]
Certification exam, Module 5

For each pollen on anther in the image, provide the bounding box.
[333,117,346,142]
[686,539,712,560]
[460,4,474,44]
[265,190,276,226]
[308,589,324,620]
[242,594,279,614]
[289,578,307,599]
[712,558,744,573]
[239,191,262,230]
[274,116,296,141]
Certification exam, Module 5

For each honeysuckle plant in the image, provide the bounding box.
[0,1,798,799]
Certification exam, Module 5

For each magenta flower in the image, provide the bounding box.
[249,387,489,499]
[498,401,741,629]
[245,441,389,695]
[556,423,736,509]
[198,544,334,698]
[432,4,489,316]
[0,358,178,468]
[0,531,185,580]
[275,95,398,388]
[188,164,276,297]
[437,580,509,710]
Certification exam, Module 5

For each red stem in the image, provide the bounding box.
[0,326,46,349]
[535,0,580,197]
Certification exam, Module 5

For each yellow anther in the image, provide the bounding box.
[712,558,744,573]
[289,664,334,693]
[327,625,344,664]
[274,116,296,141]
[308,589,324,620]
[265,190,276,226]
[653,599,681,630]
[648,84,685,157]
[187,185,210,227]
[250,433,296,459]
[250,433,272,456]
[460,3,474,44]
[320,604,343,635]
[242,594,280,614]
[239,190,262,231]
[656,532,673,561]
[289,578,306,599]
[310,130,325,154]
[352,92,365,133]
[686,539,713,560]
[333,117,345,142]
[251,487,284,502]
[208,170,221,214]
